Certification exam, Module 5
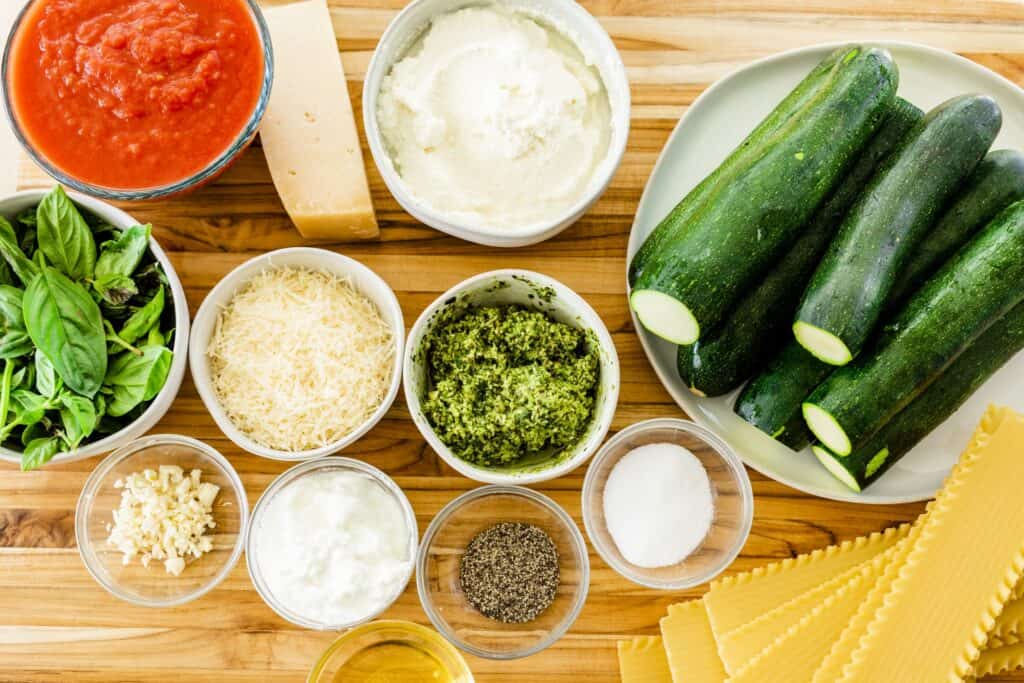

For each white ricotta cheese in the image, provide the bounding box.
[377,4,612,229]
[254,469,412,625]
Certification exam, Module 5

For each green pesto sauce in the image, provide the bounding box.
[423,305,599,468]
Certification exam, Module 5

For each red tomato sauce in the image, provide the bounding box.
[7,0,265,190]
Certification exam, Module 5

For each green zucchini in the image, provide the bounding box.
[793,95,1003,366]
[803,199,1024,456]
[630,46,898,345]
[734,340,828,450]
[679,98,923,397]
[813,298,1024,492]
[888,149,1024,307]
[628,47,852,287]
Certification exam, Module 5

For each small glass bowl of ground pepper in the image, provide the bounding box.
[416,485,590,659]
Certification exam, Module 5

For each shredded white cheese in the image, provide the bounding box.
[106,465,220,576]
[206,266,395,452]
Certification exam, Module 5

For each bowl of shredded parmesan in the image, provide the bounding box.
[188,248,404,460]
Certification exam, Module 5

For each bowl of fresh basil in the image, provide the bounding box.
[0,187,189,471]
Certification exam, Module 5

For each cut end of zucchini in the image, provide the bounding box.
[812,445,862,492]
[803,402,852,456]
[630,289,700,344]
[865,448,890,478]
[793,321,853,366]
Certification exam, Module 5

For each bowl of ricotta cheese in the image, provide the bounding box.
[365,0,629,247]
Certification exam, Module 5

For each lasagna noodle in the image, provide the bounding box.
[659,599,726,683]
[838,406,1024,682]
[729,540,904,683]
[704,523,910,638]
[716,558,873,674]
[618,635,673,683]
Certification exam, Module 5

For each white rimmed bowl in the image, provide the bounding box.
[76,435,248,607]
[0,190,189,467]
[362,0,630,247]
[582,419,753,590]
[404,269,619,484]
[188,247,404,461]
[245,456,418,630]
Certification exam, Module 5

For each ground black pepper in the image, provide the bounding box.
[459,522,560,624]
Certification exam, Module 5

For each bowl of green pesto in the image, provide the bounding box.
[404,270,619,484]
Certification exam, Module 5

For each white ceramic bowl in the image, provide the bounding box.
[362,0,631,247]
[0,190,189,467]
[404,269,619,484]
[188,247,404,461]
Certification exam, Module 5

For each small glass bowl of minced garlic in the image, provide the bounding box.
[75,435,248,607]
[416,485,590,659]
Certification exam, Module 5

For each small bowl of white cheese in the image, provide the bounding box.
[245,456,418,630]
[364,0,630,247]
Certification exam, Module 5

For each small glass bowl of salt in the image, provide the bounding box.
[582,418,753,589]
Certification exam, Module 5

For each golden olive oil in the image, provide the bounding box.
[332,641,455,683]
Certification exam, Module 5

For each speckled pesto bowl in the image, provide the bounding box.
[403,269,619,485]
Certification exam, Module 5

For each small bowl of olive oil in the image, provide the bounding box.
[307,620,474,683]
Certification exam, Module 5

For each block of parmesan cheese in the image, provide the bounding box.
[260,0,379,240]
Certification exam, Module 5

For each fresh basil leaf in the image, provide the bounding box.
[36,186,97,280]
[58,392,97,449]
[10,389,54,426]
[0,217,38,286]
[95,224,150,280]
[0,359,13,436]
[132,261,168,298]
[34,349,60,398]
[10,365,27,390]
[21,436,61,471]
[18,227,36,259]
[0,286,32,359]
[15,211,37,258]
[104,345,173,417]
[23,267,107,397]
[92,273,138,306]
[15,208,36,228]
[145,325,164,348]
[20,419,51,447]
[0,259,13,287]
[119,286,164,345]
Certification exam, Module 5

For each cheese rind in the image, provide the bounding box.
[260,0,379,240]
[659,600,725,683]
[618,636,673,683]
[838,406,1024,682]
[704,523,910,638]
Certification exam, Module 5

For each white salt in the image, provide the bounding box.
[603,442,714,568]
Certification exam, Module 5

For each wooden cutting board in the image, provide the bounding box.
[1,1,1022,681]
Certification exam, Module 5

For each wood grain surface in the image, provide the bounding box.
[2,1,1024,681]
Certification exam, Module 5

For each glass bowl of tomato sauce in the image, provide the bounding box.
[2,0,273,201]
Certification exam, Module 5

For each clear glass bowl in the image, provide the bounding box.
[307,620,475,683]
[75,435,249,607]
[416,485,590,660]
[582,418,754,589]
[1,0,273,201]
[245,457,418,630]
